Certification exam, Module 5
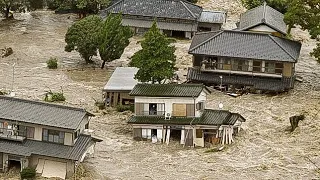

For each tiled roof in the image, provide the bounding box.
[0,135,102,160]
[198,10,226,24]
[103,67,139,91]
[187,68,294,91]
[121,18,198,31]
[128,109,246,125]
[129,84,210,97]
[0,96,93,130]
[189,30,301,62]
[101,0,202,20]
[189,31,220,50]
[238,2,287,35]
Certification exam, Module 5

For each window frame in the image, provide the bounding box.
[42,129,65,144]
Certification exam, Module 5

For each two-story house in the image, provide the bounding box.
[187,30,302,92]
[100,0,226,39]
[127,84,246,147]
[0,96,102,179]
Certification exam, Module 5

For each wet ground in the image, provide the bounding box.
[0,0,320,179]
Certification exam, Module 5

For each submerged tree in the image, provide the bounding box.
[76,0,109,18]
[65,15,102,63]
[98,13,133,69]
[129,21,176,84]
[0,0,30,19]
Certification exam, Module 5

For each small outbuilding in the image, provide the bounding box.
[103,67,139,107]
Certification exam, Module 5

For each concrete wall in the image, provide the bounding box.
[29,155,75,178]
[135,91,207,117]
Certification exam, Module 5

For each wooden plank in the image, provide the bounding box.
[172,104,186,116]
[184,129,193,147]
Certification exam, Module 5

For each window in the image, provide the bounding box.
[85,123,89,129]
[43,129,64,144]
[232,60,248,71]
[196,129,202,138]
[275,63,283,74]
[148,103,165,116]
[265,62,275,73]
[252,61,262,72]
[26,127,35,139]
[196,102,205,111]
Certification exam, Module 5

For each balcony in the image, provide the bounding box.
[201,62,283,78]
[0,128,26,142]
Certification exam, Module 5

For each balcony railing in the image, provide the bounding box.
[140,111,166,116]
[0,128,26,142]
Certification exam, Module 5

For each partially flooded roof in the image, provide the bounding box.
[103,67,139,91]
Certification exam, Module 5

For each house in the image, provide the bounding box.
[187,30,302,92]
[127,83,246,147]
[236,2,287,37]
[103,67,139,107]
[100,0,226,39]
[0,96,102,179]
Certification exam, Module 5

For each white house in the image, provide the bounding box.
[127,84,246,147]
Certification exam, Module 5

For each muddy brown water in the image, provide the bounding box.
[0,4,320,180]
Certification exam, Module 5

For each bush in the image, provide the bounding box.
[20,167,36,180]
[47,57,58,69]
[116,105,134,112]
[44,91,66,102]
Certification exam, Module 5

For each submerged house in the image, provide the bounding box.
[187,30,302,92]
[127,84,246,147]
[0,96,101,179]
[103,67,139,107]
[100,0,226,39]
[236,2,287,37]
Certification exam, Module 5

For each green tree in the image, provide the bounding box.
[98,13,133,69]
[76,0,109,18]
[0,0,30,19]
[241,0,288,13]
[65,15,102,63]
[129,21,176,84]
[285,0,320,61]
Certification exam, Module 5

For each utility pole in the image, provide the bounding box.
[10,62,16,97]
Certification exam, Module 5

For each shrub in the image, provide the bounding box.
[47,57,58,69]
[116,105,134,112]
[20,167,36,180]
[44,91,66,102]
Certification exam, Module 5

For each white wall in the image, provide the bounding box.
[135,90,208,117]
[249,25,277,33]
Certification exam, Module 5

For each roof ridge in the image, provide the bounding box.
[180,1,196,19]
[262,1,267,22]
[189,30,224,52]
[0,96,88,113]
[268,35,296,61]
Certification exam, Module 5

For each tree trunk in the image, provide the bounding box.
[4,7,10,19]
[101,60,106,69]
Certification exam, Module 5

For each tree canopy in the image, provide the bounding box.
[284,0,320,62]
[0,0,30,19]
[241,0,288,13]
[98,13,133,69]
[65,15,103,63]
[129,22,176,84]
[65,14,133,66]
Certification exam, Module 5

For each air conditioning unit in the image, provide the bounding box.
[165,113,171,120]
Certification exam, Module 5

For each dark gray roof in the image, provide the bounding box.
[187,68,295,91]
[238,2,287,35]
[189,31,220,50]
[129,84,210,97]
[189,30,302,62]
[101,0,202,20]
[0,135,102,160]
[128,109,246,125]
[121,18,198,32]
[0,96,94,130]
